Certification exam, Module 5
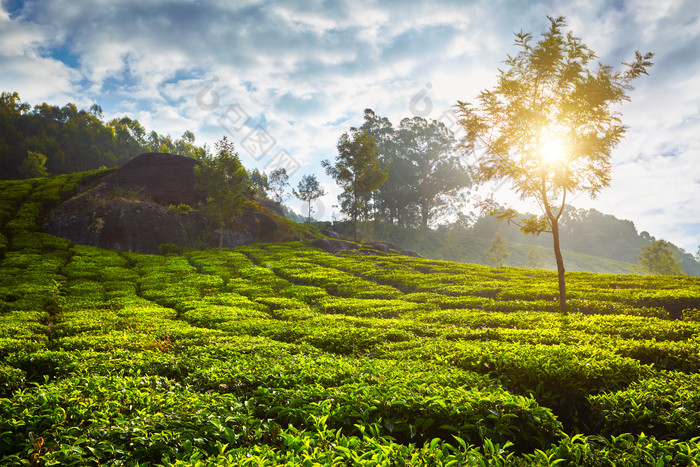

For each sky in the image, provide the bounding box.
[1,0,699,254]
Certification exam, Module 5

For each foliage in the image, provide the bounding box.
[455,17,653,312]
[637,239,684,276]
[396,116,470,228]
[527,246,545,268]
[0,91,207,179]
[267,168,290,204]
[18,151,49,178]
[194,137,254,249]
[486,231,510,267]
[2,172,700,464]
[292,174,326,223]
[322,128,388,241]
[359,109,470,228]
[249,168,269,198]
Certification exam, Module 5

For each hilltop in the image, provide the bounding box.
[14,153,318,255]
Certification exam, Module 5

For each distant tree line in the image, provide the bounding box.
[452,206,700,276]
[0,91,207,179]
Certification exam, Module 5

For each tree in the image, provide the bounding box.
[527,246,545,268]
[455,16,652,312]
[322,129,388,242]
[358,109,471,228]
[486,231,510,267]
[194,137,253,249]
[293,174,326,223]
[356,109,406,224]
[637,240,684,275]
[395,117,470,228]
[0,92,208,179]
[249,169,269,198]
[18,151,49,178]
[268,168,290,204]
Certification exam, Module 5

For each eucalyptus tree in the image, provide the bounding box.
[194,137,253,249]
[322,129,388,242]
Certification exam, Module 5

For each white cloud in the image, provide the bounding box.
[1,0,698,251]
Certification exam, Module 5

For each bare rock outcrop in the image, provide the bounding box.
[310,238,356,253]
[44,152,276,253]
[103,152,204,206]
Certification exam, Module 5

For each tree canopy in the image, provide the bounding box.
[358,109,470,228]
[455,16,653,312]
[0,91,206,179]
[638,240,684,276]
[486,231,510,267]
[293,174,326,223]
[322,128,388,242]
[194,137,253,249]
[268,168,290,205]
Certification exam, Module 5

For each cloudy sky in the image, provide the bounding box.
[1,0,699,253]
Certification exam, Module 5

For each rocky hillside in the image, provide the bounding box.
[43,153,315,254]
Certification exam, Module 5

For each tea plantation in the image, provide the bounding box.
[1,173,700,465]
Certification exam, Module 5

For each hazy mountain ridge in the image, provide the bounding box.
[314,214,699,276]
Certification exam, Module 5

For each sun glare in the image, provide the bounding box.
[541,138,565,162]
[539,133,568,165]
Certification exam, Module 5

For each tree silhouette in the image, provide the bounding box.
[486,231,510,267]
[527,246,545,269]
[322,129,388,242]
[194,137,253,249]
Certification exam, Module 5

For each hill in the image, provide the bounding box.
[2,170,700,464]
[3,153,322,255]
[316,220,643,275]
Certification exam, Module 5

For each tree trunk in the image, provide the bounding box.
[353,211,357,243]
[353,192,358,243]
[219,222,224,250]
[421,200,429,229]
[551,218,567,313]
[307,199,312,223]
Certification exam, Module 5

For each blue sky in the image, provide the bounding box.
[1,0,699,254]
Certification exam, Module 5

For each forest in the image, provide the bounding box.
[0,91,206,179]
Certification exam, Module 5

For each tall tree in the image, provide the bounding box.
[249,169,269,198]
[268,168,290,204]
[455,16,652,312]
[357,110,470,228]
[395,117,470,228]
[527,246,545,269]
[637,240,684,275]
[293,174,326,223]
[357,109,399,222]
[322,129,388,242]
[486,231,510,267]
[194,137,253,249]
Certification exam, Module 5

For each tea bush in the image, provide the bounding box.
[1,172,700,464]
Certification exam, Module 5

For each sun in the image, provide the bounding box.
[540,137,566,163]
[538,126,569,165]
